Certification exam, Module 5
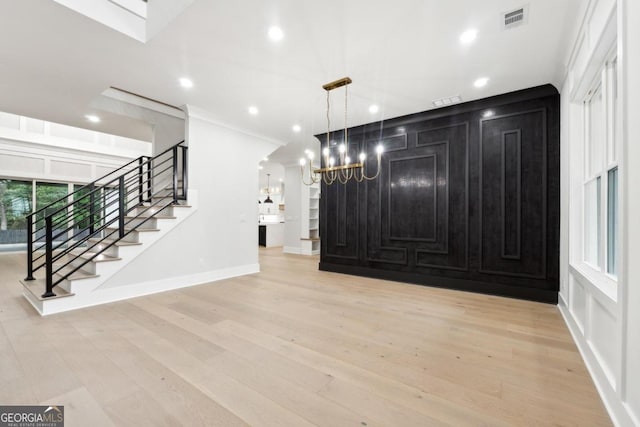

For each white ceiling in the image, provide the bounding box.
[0,0,583,164]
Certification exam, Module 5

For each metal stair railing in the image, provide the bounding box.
[24,141,188,298]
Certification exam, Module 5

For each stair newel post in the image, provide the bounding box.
[25,213,34,281]
[181,146,188,199]
[42,215,56,298]
[118,176,125,239]
[89,183,96,235]
[138,157,144,205]
[172,146,178,204]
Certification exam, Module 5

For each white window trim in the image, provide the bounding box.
[572,46,620,301]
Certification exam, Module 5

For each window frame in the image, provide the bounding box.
[579,47,620,296]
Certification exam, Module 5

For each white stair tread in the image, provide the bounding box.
[20,279,74,300]
[140,203,191,208]
[124,215,176,220]
[70,251,121,262]
[87,238,142,247]
[106,227,161,233]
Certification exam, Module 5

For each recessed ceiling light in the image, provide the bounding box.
[248,106,259,115]
[369,104,379,114]
[258,166,263,170]
[268,26,284,41]
[292,124,301,132]
[474,77,489,88]
[179,77,193,88]
[85,114,100,123]
[460,29,478,44]
[263,157,269,161]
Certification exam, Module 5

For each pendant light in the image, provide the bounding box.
[263,173,273,203]
[300,77,383,186]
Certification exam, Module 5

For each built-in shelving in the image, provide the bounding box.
[300,182,320,254]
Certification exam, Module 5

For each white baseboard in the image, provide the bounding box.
[33,263,259,315]
[558,302,633,426]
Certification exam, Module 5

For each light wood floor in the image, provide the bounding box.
[0,248,611,426]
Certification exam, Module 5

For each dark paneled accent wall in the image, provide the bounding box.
[318,85,560,303]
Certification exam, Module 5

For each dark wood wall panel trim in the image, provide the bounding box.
[388,155,438,242]
[501,129,522,260]
[478,108,548,280]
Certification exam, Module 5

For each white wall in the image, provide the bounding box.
[0,111,150,183]
[90,89,184,155]
[100,105,282,287]
[560,0,639,425]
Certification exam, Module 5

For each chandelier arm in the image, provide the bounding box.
[329,169,338,185]
[300,163,318,186]
[322,170,333,186]
[361,154,383,181]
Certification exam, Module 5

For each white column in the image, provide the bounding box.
[621,0,640,423]
[283,163,302,254]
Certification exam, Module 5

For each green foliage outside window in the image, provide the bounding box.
[0,179,32,230]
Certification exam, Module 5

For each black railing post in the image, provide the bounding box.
[138,157,144,205]
[25,214,34,281]
[172,146,178,203]
[181,146,188,199]
[89,183,96,235]
[146,157,152,201]
[118,176,126,239]
[41,216,56,298]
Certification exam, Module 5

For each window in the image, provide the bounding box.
[35,182,69,245]
[0,180,33,252]
[582,54,619,280]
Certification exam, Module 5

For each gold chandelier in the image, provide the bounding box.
[300,77,383,186]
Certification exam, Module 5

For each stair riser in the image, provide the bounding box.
[124,218,158,229]
[56,278,72,293]
[150,197,176,205]
[84,243,119,258]
[134,206,173,217]
[106,228,140,243]
[68,258,96,275]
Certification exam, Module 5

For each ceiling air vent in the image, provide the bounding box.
[432,95,462,108]
[502,5,529,30]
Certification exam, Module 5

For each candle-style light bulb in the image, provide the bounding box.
[345,156,351,165]
[338,144,346,154]
[322,147,330,156]
[299,158,306,166]
[307,151,315,160]
[329,157,335,167]
[376,144,384,155]
[359,152,366,162]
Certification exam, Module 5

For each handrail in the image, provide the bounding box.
[25,140,188,298]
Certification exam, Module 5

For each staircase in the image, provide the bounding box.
[21,141,195,315]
